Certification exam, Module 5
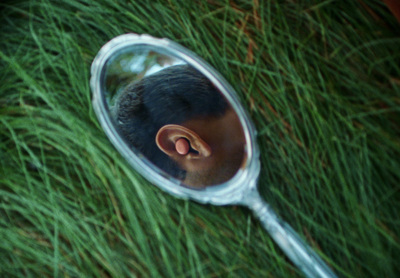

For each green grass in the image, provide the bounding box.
[1,0,399,277]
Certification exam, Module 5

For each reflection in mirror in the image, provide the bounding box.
[104,50,246,188]
[92,35,337,277]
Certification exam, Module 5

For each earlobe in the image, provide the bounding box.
[156,124,211,159]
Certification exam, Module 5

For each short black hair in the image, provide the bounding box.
[112,64,228,179]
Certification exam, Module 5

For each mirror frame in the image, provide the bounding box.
[90,33,261,205]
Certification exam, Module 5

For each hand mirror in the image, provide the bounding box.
[90,34,337,278]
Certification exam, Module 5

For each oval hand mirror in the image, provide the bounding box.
[91,34,337,278]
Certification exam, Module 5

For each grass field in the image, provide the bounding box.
[1,0,399,277]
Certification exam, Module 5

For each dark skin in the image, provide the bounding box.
[156,108,246,187]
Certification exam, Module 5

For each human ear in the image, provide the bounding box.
[155,124,212,159]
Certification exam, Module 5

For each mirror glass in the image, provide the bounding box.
[92,36,336,278]
[102,47,247,188]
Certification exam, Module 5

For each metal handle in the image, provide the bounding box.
[241,189,337,278]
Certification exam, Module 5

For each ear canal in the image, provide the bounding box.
[189,137,211,158]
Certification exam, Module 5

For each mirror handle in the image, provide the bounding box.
[241,189,337,278]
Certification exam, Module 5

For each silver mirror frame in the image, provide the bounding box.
[90,33,261,205]
[91,34,338,278]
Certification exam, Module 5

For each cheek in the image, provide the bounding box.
[222,125,246,154]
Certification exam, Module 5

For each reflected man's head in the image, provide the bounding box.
[112,65,245,187]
